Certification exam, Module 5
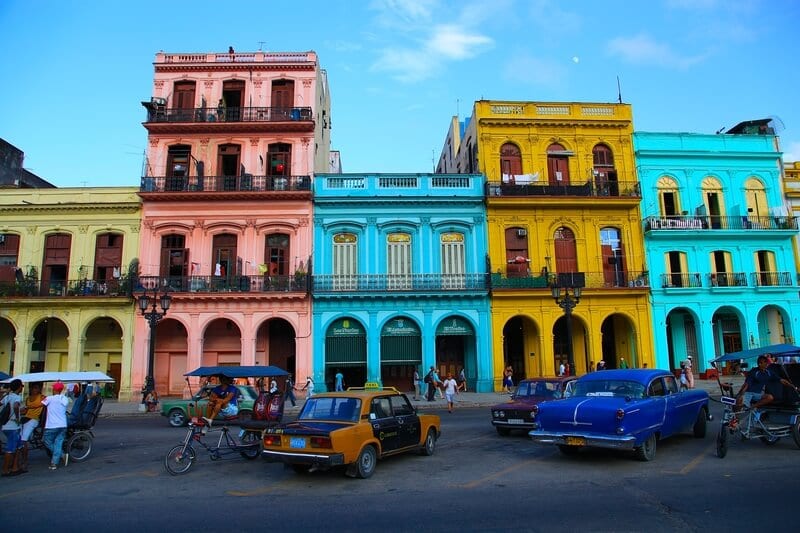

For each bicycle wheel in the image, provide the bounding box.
[66,432,93,462]
[239,431,262,460]
[716,424,729,458]
[164,445,196,475]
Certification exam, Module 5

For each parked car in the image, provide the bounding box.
[262,389,440,478]
[528,369,710,461]
[161,384,257,427]
[491,377,577,435]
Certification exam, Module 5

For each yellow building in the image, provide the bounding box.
[438,101,653,387]
[782,161,800,269]
[0,188,141,399]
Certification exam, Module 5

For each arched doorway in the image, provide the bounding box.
[325,318,367,391]
[435,316,476,386]
[553,314,587,375]
[756,305,790,346]
[600,314,637,369]
[0,318,16,375]
[547,143,570,185]
[712,307,744,368]
[380,316,421,392]
[665,308,700,371]
[31,318,69,372]
[84,317,124,396]
[202,319,242,366]
[502,316,540,380]
[153,318,188,396]
[255,318,296,375]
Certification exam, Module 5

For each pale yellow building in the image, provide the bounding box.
[782,161,800,269]
[438,101,654,387]
[0,188,141,399]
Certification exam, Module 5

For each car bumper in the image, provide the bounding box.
[492,420,534,430]
[528,431,637,450]
[261,449,345,467]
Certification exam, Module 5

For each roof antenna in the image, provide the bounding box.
[616,76,623,104]
[258,41,266,51]
[456,98,460,117]
[715,126,726,134]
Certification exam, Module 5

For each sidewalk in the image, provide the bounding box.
[99,376,740,417]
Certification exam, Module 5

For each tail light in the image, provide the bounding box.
[616,409,625,420]
[310,436,332,448]
[263,435,282,447]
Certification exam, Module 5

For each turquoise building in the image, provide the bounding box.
[311,173,493,392]
[634,128,800,373]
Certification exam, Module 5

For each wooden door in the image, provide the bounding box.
[108,363,121,398]
[554,227,577,273]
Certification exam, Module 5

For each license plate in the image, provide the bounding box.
[565,436,586,446]
[290,437,306,449]
[508,419,524,425]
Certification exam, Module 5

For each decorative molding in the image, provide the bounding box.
[154,80,165,90]
[199,138,210,145]
[420,217,431,225]
[78,225,89,234]
[302,79,313,88]
[130,225,140,233]
[250,138,260,147]
[203,80,214,89]
[149,138,159,147]
[26,226,37,235]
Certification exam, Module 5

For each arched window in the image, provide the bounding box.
[441,232,465,288]
[554,227,577,273]
[593,144,618,195]
[500,143,522,182]
[702,176,725,228]
[709,250,735,286]
[547,143,570,185]
[657,176,681,217]
[744,177,768,222]
[387,233,412,290]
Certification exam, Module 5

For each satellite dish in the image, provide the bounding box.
[767,115,785,134]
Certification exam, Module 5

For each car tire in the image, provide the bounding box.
[793,419,800,449]
[693,408,707,438]
[421,429,436,456]
[716,424,728,458]
[354,445,377,479]
[168,408,187,427]
[634,433,657,461]
[557,445,580,456]
[496,427,511,436]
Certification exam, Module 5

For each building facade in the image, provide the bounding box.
[439,101,653,386]
[0,187,141,398]
[634,131,800,372]
[135,50,331,397]
[311,173,493,392]
[782,161,800,269]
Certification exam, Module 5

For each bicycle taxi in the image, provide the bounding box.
[711,344,800,457]
[1,371,114,463]
[164,365,287,475]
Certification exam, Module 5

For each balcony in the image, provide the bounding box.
[485,179,640,199]
[137,275,308,294]
[311,274,488,294]
[139,175,311,199]
[142,105,314,134]
[0,278,132,298]
[660,273,703,289]
[751,271,793,287]
[645,215,798,231]
[708,272,748,288]
[491,271,649,290]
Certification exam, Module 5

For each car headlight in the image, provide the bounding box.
[498,411,505,418]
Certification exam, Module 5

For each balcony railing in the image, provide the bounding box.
[143,106,313,124]
[751,271,793,287]
[140,175,310,193]
[311,274,488,293]
[660,272,703,289]
[486,179,640,198]
[137,275,308,294]
[709,272,748,287]
[645,215,798,231]
[491,271,649,290]
[0,278,131,298]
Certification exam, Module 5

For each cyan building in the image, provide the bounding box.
[311,173,492,392]
[635,127,800,374]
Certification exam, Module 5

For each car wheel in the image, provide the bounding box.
[421,429,436,456]
[291,464,312,474]
[759,435,780,445]
[239,431,261,459]
[693,408,707,438]
[634,433,657,461]
[354,445,377,479]
[793,419,800,449]
[65,432,93,462]
[716,424,728,458]
[557,445,580,456]
[168,408,187,427]
[238,409,253,424]
[496,427,511,436]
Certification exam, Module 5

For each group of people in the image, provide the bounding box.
[1,380,75,476]
[415,366,464,412]
[733,353,799,423]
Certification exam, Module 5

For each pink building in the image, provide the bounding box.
[134,50,331,398]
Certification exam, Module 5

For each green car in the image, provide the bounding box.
[160,384,258,427]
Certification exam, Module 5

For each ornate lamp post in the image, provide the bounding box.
[551,283,582,375]
[137,282,171,404]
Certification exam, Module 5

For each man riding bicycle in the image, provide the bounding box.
[735,355,798,420]
[202,376,239,428]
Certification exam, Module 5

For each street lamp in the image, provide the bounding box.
[137,281,172,403]
[551,283,582,375]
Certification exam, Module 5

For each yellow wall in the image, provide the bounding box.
[783,161,800,269]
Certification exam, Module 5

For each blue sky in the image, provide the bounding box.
[1,0,798,187]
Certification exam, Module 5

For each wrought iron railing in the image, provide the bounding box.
[135,275,309,294]
[140,175,310,193]
[144,106,313,124]
[486,180,640,198]
[708,272,748,287]
[645,215,798,231]
[0,278,131,298]
[751,271,793,287]
[311,274,488,293]
[491,271,649,290]
[660,272,703,289]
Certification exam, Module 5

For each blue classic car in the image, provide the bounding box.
[528,369,710,461]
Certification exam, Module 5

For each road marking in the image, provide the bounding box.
[227,486,278,497]
[458,456,544,489]
[680,441,715,475]
[0,470,159,500]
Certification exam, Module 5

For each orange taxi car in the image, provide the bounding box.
[262,388,440,478]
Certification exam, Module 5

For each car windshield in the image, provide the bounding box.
[573,379,645,399]
[514,380,564,399]
[298,397,362,422]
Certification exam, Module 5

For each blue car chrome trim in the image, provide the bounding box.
[529,430,637,450]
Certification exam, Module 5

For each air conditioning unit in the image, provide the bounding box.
[516,229,527,237]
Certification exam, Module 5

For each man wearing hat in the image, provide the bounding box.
[42,381,70,470]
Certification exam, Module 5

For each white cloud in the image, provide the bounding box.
[783,141,800,163]
[607,33,709,69]
[427,24,492,60]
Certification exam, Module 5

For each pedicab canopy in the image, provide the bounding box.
[0,371,114,384]
[184,365,288,378]
[711,343,800,363]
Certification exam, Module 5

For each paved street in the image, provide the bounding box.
[2,383,797,533]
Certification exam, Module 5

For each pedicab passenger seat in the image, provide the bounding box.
[69,395,104,430]
[240,392,284,431]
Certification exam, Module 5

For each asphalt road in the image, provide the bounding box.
[1,401,798,532]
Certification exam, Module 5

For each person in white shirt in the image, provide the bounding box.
[302,376,315,398]
[42,381,70,470]
[442,373,459,413]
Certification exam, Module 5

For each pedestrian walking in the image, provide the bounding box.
[425,366,436,401]
[443,373,459,413]
[1,379,24,476]
[284,373,297,407]
[302,376,315,398]
[334,369,345,392]
[42,381,70,470]
[19,381,45,473]
[413,368,421,400]
[433,369,444,399]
